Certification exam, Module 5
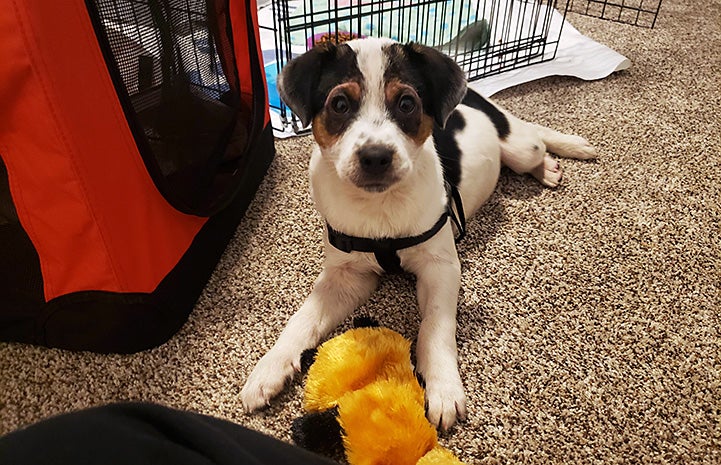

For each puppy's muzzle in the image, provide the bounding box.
[354,144,398,192]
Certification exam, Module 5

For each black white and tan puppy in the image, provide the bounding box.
[241,38,596,430]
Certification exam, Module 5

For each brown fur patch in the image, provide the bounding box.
[384,79,407,103]
[312,82,363,148]
[312,113,340,149]
[416,113,434,145]
[384,80,432,145]
[338,81,362,102]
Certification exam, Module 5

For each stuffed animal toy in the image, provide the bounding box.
[291,318,468,465]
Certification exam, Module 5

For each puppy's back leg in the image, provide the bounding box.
[500,116,597,187]
[499,114,564,188]
[532,123,598,160]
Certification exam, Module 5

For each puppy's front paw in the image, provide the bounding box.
[424,376,467,432]
[241,352,299,412]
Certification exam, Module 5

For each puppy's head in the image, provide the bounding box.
[278,38,466,193]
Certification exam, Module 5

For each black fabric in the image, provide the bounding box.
[326,183,466,274]
[0,154,18,225]
[85,0,265,216]
[291,408,345,460]
[299,348,319,373]
[352,315,380,328]
[0,124,274,354]
[327,212,450,255]
[0,403,338,465]
[373,250,404,274]
[447,181,467,243]
[327,213,449,274]
[0,155,46,343]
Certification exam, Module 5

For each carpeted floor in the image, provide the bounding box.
[1,1,719,463]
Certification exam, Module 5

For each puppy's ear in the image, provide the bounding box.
[278,43,352,127]
[402,43,467,128]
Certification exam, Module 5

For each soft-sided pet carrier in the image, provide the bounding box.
[0,0,274,353]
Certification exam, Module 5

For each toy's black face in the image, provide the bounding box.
[278,38,467,193]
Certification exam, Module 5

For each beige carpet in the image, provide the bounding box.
[2,1,719,463]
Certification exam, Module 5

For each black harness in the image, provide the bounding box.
[326,182,466,273]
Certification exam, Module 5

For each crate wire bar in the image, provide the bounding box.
[570,0,663,28]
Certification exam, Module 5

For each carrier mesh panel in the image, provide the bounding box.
[88,0,251,215]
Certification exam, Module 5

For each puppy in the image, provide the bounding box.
[241,38,596,430]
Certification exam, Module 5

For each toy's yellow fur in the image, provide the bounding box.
[300,326,468,465]
[304,327,416,411]
[340,379,439,465]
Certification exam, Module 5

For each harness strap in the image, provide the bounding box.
[326,183,466,274]
[446,182,466,243]
[327,212,450,254]
[373,250,404,274]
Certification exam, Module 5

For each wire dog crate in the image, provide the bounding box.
[264,0,572,131]
[570,0,663,28]
[262,0,663,132]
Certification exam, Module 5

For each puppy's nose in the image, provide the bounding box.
[357,144,394,175]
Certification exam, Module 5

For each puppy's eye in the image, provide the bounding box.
[330,95,350,114]
[398,94,416,114]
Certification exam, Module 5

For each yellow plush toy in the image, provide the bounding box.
[291,318,468,465]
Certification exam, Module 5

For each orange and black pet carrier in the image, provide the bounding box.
[0,0,274,353]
